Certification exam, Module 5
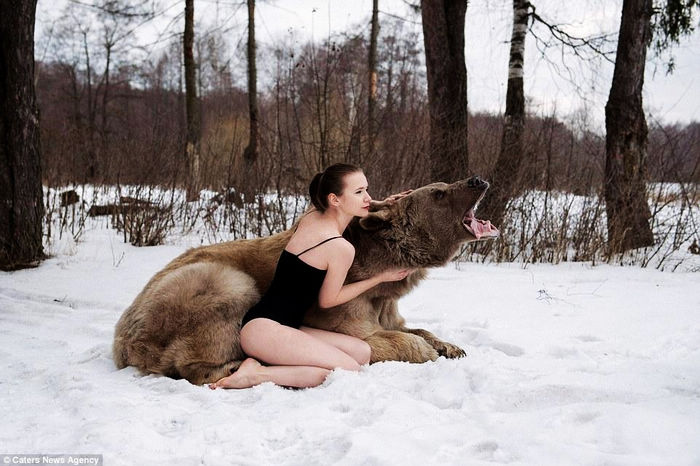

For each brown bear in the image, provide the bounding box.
[112,176,499,384]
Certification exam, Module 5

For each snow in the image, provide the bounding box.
[2,226,700,465]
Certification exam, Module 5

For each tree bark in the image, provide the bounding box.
[421,0,469,182]
[184,0,201,200]
[604,0,654,253]
[101,39,112,154]
[0,0,45,270]
[242,0,258,197]
[83,30,98,180]
[478,0,529,229]
[367,0,379,159]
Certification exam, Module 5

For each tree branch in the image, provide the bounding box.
[528,5,617,64]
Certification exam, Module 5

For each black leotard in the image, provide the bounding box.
[240,236,343,329]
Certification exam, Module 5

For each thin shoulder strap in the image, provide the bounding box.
[296,236,343,257]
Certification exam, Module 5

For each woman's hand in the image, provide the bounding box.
[369,189,413,212]
[383,190,413,204]
[377,268,413,282]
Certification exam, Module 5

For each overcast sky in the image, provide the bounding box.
[36,0,700,129]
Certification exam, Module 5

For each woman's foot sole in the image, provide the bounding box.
[208,358,263,389]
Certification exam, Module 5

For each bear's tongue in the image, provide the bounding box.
[463,212,500,239]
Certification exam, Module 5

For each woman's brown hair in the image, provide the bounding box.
[308,163,362,212]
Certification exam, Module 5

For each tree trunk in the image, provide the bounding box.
[99,40,112,179]
[242,0,258,197]
[0,0,45,271]
[83,30,97,181]
[184,0,201,201]
[102,42,111,145]
[604,0,654,253]
[367,0,379,159]
[421,0,469,182]
[478,0,529,229]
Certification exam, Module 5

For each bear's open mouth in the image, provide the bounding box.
[462,206,499,239]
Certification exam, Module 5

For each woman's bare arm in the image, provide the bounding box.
[317,241,410,309]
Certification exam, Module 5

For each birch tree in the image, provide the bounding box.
[478,0,531,229]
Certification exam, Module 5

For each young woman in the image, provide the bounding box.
[209,164,410,390]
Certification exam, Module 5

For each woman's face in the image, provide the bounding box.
[334,171,372,217]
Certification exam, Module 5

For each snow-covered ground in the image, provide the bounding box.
[1,226,699,465]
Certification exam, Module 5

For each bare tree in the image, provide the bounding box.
[604,0,656,253]
[367,0,379,159]
[242,0,259,196]
[96,0,155,180]
[479,0,531,229]
[0,0,45,270]
[78,21,99,180]
[421,0,469,182]
[605,0,699,253]
[184,0,201,200]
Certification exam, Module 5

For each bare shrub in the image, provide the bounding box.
[459,182,699,271]
[44,184,90,247]
[112,187,175,247]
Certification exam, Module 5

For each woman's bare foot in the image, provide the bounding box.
[208,358,265,389]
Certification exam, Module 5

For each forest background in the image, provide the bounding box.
[7,0,700,269]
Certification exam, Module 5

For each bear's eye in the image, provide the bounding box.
[433,190,446,200]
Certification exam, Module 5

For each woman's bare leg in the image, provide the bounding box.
[209,318,362,389]
[299,326,371,365]
[241,318,362,370]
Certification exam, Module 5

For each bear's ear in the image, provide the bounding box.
[359,208,393,231]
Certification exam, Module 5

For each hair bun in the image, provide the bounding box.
[309,172,325,211]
